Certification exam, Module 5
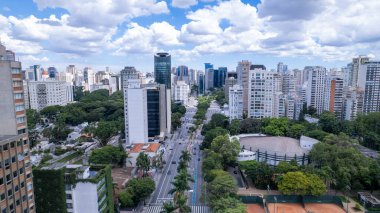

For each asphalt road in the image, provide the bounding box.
[149,102,202,205]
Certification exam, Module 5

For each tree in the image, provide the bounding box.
[278,171,326,196]
[201,127,229,150]
[263,118,289,136]
[207,172,237,200]
[40,105,62,120]
[80,89,109,102]
[89,146,126,166]
[119,191,134,207]
[211,197,246,213]
[125,177,155,205]
[136,152,151,177]
[175,193,191,213]
[239,118,262,134]
[170,169,193,196]
[240,161,275,189]
[287,124,306,139]
[275,161,298,174]
[179,150,191,164]
[73,86,85,101]
[307,106,317,116]
[26,109,40,129]
[210,135,240,168]
[204,169,229,183]
[305,129,329,141]
[229,119,241,135]
[161,202,177,213]
[28,129,39,148]
[202,150,223,174]
[93,121,118,146]
[171,112,182,131]
[319,111,340,134]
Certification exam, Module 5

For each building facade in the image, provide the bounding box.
[27,81,74,111]
[228,85,243,121]
[154,53,171,89]
[363,61,380,113]
[306,66,327,115]
[173,81,189,105]
[236,60,251,113]
[120,66,139,90]
[0,43,35,213]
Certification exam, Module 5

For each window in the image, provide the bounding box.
[11,68,21,74]
[12,156,16,163]
[20,181,25,188]
[23,140,28,145]
[0,177,3,185]
[13,171,17,178]
[27,183,33,191]
[17,140,22,146]
[5,159,10,169]
[67,203,73,209]
[14,93,23,99]
[7,188,13,196]
[15,185,19,192]
[9,204,14,211]
[19,168,24,174]
[15,105,25,112]
[16,117,25,124]
[28,195,33,201]
[10,142,15,148]
[26,173,31,179]
[3,144,8,151]
[2,208,7,213]
[22,195,27,202]
[0,193,5,201]
[6,174,11,183]
[66,194,72,199]
[23,209,28,213]
[16,199,20,206]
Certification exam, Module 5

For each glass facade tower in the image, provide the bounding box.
[154,53,171,89]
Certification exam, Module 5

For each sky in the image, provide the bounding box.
[0,0,379,73]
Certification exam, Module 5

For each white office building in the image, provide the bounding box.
[229,84,243,121]
[173,81,189,105]
[363,61,380,113]
[28,80,74,111]
[247,66,276,118]
[306,66,327,115]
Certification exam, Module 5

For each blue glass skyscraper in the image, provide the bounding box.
[154,53,171,89]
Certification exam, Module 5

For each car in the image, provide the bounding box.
[198,158,200,161]
[179,142,182,144]
[172,161,176,164]
[233,171,238,174]
[193,153,196,155]
[169,148,173,150]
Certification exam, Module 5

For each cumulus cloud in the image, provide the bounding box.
[112,21,182,55]
[32,0,169,29]
[172,0,198,8]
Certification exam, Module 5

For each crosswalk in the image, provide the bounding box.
[144,205,211,213]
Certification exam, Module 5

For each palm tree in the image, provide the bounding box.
[161,202,177,213]
[136,152,151,177]
[169,169,194,200]
[176,193,191,213]
[180,150,191,163]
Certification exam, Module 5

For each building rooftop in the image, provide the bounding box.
[239,136,310,156]
[129,143,161,153]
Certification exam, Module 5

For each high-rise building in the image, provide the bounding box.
[213,67,227,88]
[197,71,205,95]
[224,77,238,101]
[83,67,95,91]
[306,66,326,115]
[27,81,74,111]
[154,53,171,89]
[228,84,243,121]
[277,62,288,73]
[351,56,370,88]
[173,81,189,105]
[47,67,57,79]
[324,76,344,119]
[342,87,364,120]
[282,73,295,94]
[66,65,77,76]
[247,66,276,118]
[205,68,214,90]
[124,81,170,145]
[363,61,380,113]
[120,66,139,89]
[236,60,251,113]
[0,43,35,213]
[176,65,189,84]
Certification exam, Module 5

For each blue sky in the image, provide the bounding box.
[1,0,379,72]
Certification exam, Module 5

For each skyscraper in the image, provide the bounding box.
[154,53,171,89]
[197,71,205,95]
[236,60,251,113]
[120,66,139,89]
[351,56,370,88]
[363,61,380,113]
[47,67,57,79]
[324,76,344,119]
[306,66,327,115]
[277,62,288,73]
[0,43,36,213]
[213,67,227,88]
[228,84,243,121]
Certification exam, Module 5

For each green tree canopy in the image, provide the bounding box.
[210,135,240,168]
[201,127,229,149]
[26,109,40,129]
[211,197,246,213]
[93,121,118,146]
[88,146,126,166]
[136,152,151,177]
[125,177,155,205]
[278,171,326,196]
[207,172,237,201]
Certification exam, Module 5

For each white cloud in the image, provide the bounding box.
[112,21,182,55]
[172,0,198,8]
[20,55,49,63]
[33,0,169,29]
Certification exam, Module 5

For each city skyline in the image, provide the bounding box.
[1,0,380,72]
